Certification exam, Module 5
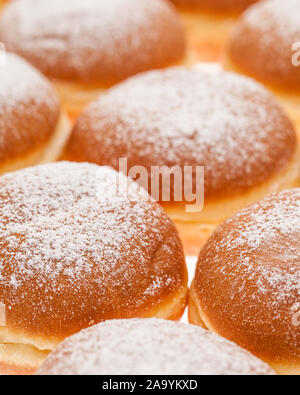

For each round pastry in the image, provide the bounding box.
[0,52,70,174]
[170,0,259,62]
[225,0,300,138]
[190,189,300,375]
[63,67,300,256]
[0,162,187,375]
[37,318,275,375]
[0,0,186,119]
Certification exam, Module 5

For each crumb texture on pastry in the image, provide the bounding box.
[37,319,274,375]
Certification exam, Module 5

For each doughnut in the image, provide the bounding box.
[170,0,259,62]
[63,67,300,256]
[225,0,300,138]
[37,318,275,375]
[0,0,187,119]
[0,53,70,174]
[190,189,300,375]
[0,162,187,375]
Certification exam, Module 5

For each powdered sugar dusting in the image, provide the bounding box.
[0,52,58,120]
[0,0,184,82]
[0,53,60,160]
[72,67,295,196]
[244,0,299,46]
[230,0,300,86]
[37,319,274,375]
[216,189,300,300]
[0,162,185,333]
[196,189,300,358]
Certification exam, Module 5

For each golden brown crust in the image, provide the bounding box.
[0,112,71,176]
[192,189,300,366]
[227,0,300,93]
[63,67,297,202]
[0,162,187,341]
[0,0,186,85]
[171,0,259,14]
[188,284,207,329]
[0,53,60,165]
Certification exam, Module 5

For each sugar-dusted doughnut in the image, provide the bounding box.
[0,162,187,374]
[225,0,300,138]
[63,67,300,255]
[0,0,186,117]
[37,319,275,375]
[0,53,70,174]
[190,189,300,375]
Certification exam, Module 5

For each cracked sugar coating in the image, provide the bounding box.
[37,319,275,375]
[228,0,300,91]
[0,162,186,338]
[0,0,185,84]
[194,189,300,363]
[65,67,297,200]
[171,0,259,13]
[0,53,60,163]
